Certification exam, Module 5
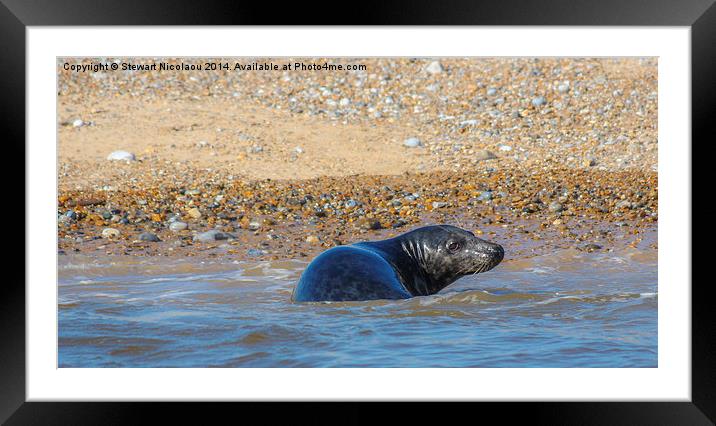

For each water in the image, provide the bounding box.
[59,247,657,368]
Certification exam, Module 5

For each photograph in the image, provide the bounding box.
[3,0,709,420]
[57,56,659,368]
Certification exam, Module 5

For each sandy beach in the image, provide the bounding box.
[57,57,657,261]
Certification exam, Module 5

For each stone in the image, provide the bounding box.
[169,221,188,231]
[557,81,570,93]
[358,218,382,230]
[531,96,547,107]
[582,243,603,252]
[403,137,422,148]
[425,61,444,74]
[102,228,120,238]
[616,200,633,210]
[247,248,265,257]
[474,150,497,161]
[187,207,202,219]
[194,230,232,242]
[106,150,136,161]
[548,201,564,213]
[138,232,160,242]
[477,191,493,202]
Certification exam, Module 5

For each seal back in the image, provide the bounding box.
[292,245,411,302]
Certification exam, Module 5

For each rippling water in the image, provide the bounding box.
[59,247,657,367]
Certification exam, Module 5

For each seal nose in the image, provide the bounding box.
[490,244,504,263]
[478,242,504,263]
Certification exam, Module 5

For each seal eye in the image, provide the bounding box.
[447,241,461,252]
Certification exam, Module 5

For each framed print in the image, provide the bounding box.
[3,0,712,423]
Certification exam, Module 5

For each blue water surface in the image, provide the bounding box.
[59,247,657,368]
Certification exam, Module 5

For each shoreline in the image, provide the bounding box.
[58,166,657,262]
[58,57,657,262]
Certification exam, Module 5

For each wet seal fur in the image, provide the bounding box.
[292,225,504,302]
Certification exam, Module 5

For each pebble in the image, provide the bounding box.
[187,207,202,219]
[65,210,77,220]
[306,235,320,244]
[247,248,266,257]
[474,150,497,161]
[169,221,188,231]
[358,218,382,230]
[101,228,120,238]
[486,88,498,96]
[531,96,547,107]
[138,232,160,242]
[392,219,408,228]
[194,230,232,242]
[432,201,448,209]
[403,137,422,148]
[557,81,570,93]
[425,61,444,74]
[106,150,136,161]
[582,243,603,252]
[548,201,564,213]
[72,119,85,127]
[248,221,261,231]
[477,191,493,201]
[616,200,633,210]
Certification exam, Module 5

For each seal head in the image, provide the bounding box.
[292,225,504,302]
[358,225,504,297]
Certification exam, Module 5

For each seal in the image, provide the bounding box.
[292,225,504,302]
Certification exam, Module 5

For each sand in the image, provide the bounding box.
[57,57,658,260]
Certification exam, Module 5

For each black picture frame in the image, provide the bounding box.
[2,0,711,423]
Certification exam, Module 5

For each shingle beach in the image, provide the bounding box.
[57,57,658,260]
